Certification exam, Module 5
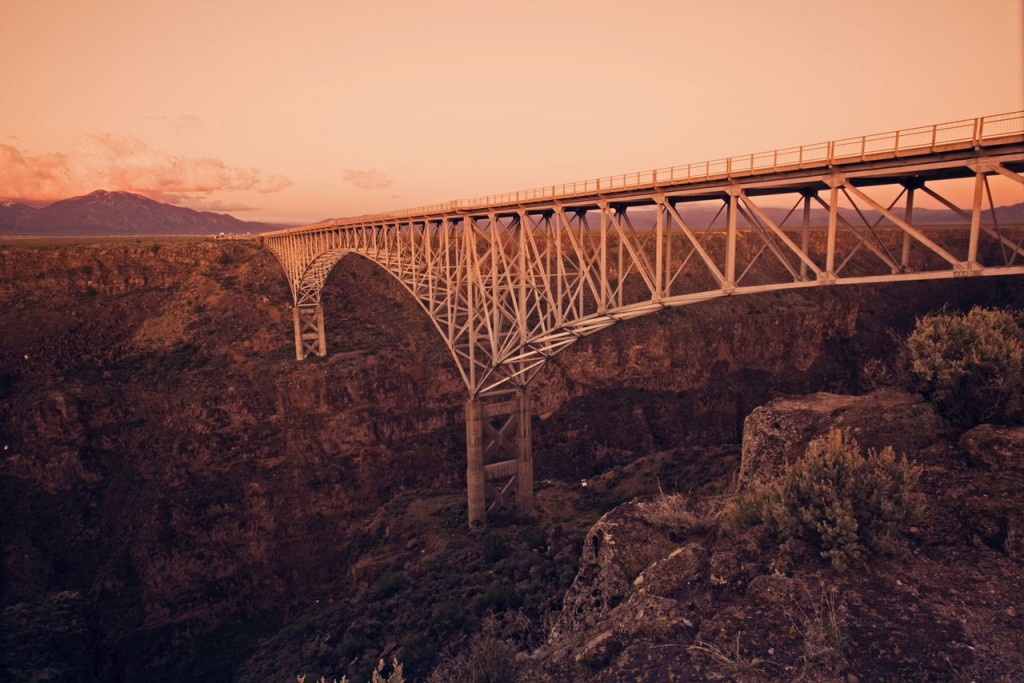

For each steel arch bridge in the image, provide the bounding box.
[262,111,1024,529]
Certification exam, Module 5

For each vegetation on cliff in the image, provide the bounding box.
[736,429,922,570]
[903,306,1024,427]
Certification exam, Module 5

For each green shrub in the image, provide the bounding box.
[737,429,921,570]
[903,307,1024,426]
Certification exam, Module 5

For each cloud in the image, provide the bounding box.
[157,193,258,212]
[0,133,293,203]
[343,168,393,190]
[146,114,206,134]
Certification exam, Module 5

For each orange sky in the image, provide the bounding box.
[2,0,1022,224]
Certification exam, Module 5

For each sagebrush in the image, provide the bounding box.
[737,429,922,570]
[903,306,1024,426]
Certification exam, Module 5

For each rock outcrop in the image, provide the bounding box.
[738,388,948,486]
[527,389,1024,681]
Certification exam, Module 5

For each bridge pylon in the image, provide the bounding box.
[466,388,533,530]
[292,303,327,360]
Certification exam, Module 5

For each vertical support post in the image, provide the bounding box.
[293,303,327,360]
[616,209,624,307]
[967,170,985,269]
[654,199,664,301]
[663,201,672,293]
[516,389,533,516]
[315,304,327,356]
[517,211,528,344]
[825,180,839,279]
[724,190,737,290]
[599,202,608,312]
[465,217,478,392]
[901,184,915,271]
[800,190,812,279]
[293,304,304,361]
[466,398,486,530]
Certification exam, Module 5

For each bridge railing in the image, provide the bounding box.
[275,111,1023,233]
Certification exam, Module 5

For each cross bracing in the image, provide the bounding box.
[262,111,1024,528]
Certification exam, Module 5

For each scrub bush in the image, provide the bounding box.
[738,430,921,570]
[903,307,1024,426]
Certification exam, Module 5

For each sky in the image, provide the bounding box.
[1,0,1022,224]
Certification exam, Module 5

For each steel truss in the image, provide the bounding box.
[263,112,1024,528]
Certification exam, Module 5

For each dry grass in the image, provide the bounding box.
[791,584,847,670]
[688,634,770,680]
[640,491,730,536]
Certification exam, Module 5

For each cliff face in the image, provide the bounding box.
[0,240,467,679]
[526,390,1024,681]
[0,238,1020,679]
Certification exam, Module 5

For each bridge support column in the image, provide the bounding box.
[464,389,534,530]
[516,389,534,516]
[466,399,486,530]
[293,303,327,360]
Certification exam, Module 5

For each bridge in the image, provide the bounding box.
[262,111,1024,529]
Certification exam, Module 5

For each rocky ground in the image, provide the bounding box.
[0,237,1021,681]
[525,390,1024,682]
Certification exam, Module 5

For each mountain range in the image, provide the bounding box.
[0,190,273,236]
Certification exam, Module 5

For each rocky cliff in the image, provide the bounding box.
[525,390,1024,681]
[0,237,1021,680]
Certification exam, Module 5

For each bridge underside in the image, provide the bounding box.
[263,123,1024,528]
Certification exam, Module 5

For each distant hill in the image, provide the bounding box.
[0,190,271,236]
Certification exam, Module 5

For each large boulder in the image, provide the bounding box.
[960,424,1024,471]
[548,499,679,642]
[956,424,1024,560]
[739,389,947,487]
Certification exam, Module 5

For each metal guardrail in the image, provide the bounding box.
[274,110,1024,233]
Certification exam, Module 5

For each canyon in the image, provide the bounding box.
[1,237,1021,681]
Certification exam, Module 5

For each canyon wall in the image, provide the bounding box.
[1,238,1019,679]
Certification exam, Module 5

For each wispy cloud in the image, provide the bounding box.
[157,193,258,212]
[0,133,293,204]
[145,114,206,134]
[343,168,393,191]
